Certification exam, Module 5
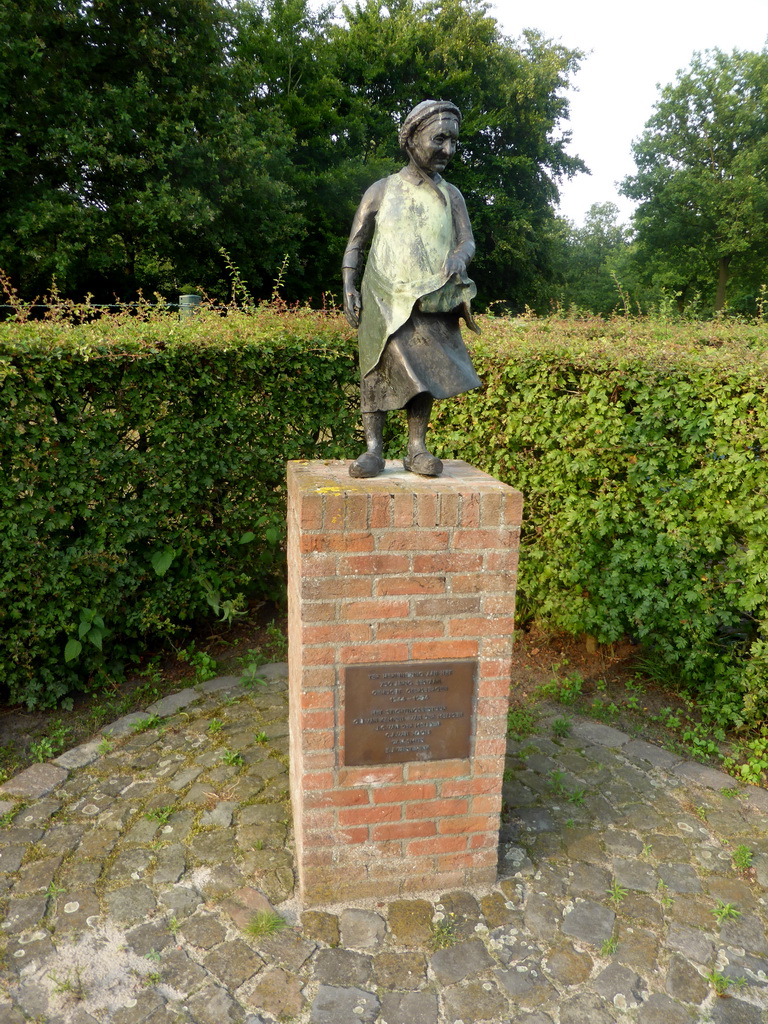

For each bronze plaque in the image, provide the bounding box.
[344,660,476,765]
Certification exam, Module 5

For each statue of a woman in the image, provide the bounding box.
[342,100,481,478]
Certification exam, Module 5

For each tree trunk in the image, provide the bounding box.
[715,255,731,311]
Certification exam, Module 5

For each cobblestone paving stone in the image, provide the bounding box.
[1,666,767,1023]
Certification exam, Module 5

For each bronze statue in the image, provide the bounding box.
[343,99,481,478]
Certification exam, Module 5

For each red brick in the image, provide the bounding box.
[303,729,336,750]
[300,494,323,530]
[303,623,372,645]
[340,643,409,665]
[304,788,369,809]
[301,553,338,578]
[303,771,334,790]
[375,577,445,596]
[405,798,468,819]
[301,601,338,623]
[473,737,507,757]
[370,494,392,528]
[301,847,336,865]
[341,599,409,621]
[479,492,502,527]
[417,492,439,527]
[472,756,505,776]
[413,553,482,574]
[411,639,478,660]
[371,820,436,841]
[482,636,514,656]
[406,760,469,780]
[394,492,414,527]
[338,765,404,787]
[300,690,334,710]
[441,777,498,798]
[460,493,481,527]
[377,530,449,551]
[303,808,335,829]
[474,676,512,699]
[453,528,516,550]
[448,616,515,637]
[303,750,336,770]
[469,831,498,850]
[406,834,468,856]
[436,851,476,870]
[339,553,410,576]
[301,665,337,687]
[502,491,524,525]
[338,827,369,844]
[377,620,444,640]
[483,594,515,616]
[323,494,345,531]
[372,783,437,804]
[301,709,335,731]
[484,549,520,572]
[345,494,369,530]
[471,794,503,814]
[303,577,372,599]
[438,492,460,526]
[338,804,402,826]
[301,645,337,666]
[414,596,480,617]
[437,814,496,834]
[300,531,374,553]
[450,573,512,594]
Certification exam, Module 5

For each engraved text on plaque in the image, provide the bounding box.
[344,660,476,765]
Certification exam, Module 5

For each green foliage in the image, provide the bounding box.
[29,721,71,762]
[2,307,768,735]
[732,845,753,873]
[428,314,768,732]
[221,750,245,767]
[622,48,768,314]
[541,673,583,706]
[144,805,175,824]
[244,910,286,937]
[506,706,538,739]
[0,305,358,708]
[551,716,572,738]
[429,915,458,950]
[712,900,741,924]
[0,0,585,308]
[132,714,162,734]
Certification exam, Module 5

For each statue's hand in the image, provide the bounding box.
[443,254,467,278]
[344,287,362,328]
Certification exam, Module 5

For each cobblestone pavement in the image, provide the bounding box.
[1,665,767,1024]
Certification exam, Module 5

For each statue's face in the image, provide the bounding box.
[409,115,459,176]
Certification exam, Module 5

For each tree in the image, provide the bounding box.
[552,203,634,315]
[0,0,301,299]
[327,0,586,309]
[622,48,768,313]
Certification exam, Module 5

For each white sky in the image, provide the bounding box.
[490,0,768,226]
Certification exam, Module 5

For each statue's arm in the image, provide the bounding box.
[444,184,476,278]
[342,179,386,328]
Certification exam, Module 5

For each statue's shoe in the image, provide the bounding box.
[349,452,385,478]
[403,451,443,476]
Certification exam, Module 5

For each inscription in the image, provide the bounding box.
[344,660,476,765]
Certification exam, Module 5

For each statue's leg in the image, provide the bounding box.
[349,411,386,478]
[403,393,442,476]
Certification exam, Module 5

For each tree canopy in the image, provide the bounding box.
[622,47,768,314]
[1,0,584,307]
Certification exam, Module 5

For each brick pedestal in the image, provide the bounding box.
[287,460,522,905]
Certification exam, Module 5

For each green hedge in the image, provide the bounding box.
[0,307,360,708]
[427,315,768,728]
[1,308,767,724]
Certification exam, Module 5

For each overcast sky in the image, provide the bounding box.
[490,0,768,226]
